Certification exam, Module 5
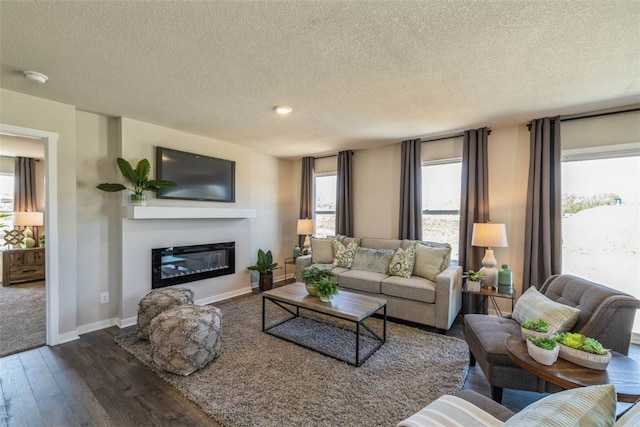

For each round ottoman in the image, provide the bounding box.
[149,304,222,376]
[136,288,194,340]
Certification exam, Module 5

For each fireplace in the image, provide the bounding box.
[151,242,235,289]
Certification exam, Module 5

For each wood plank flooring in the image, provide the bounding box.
[1,288,638,426]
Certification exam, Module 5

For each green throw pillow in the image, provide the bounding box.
[512,287,581,334]
[351,247,396,274]
[413,243,451,281]
[389,245,416,278]
[310,237,335,264]
[333,240,358,268]
[504,384,616,427]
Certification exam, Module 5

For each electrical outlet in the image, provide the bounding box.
[100,292,109,304]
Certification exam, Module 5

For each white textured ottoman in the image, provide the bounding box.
[149,304,222,376]
[136,288,194,340]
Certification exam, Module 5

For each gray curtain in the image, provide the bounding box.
[459,128,490,313]
[299,156,315,247]
[524,117,562,289]
[14,157,41,242]
[399,139,422,240]
[336,150,354,236]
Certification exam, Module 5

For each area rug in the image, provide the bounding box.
[115,294,469,427]
[0,281,46,357]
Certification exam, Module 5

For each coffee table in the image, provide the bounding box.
[262,282,387,367]
[505,335,640,403]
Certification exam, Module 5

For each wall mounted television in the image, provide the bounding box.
[156,147,235,202]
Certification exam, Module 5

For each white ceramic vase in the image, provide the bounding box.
[526,339,559,366]
[521,326,551,341]
[558,344,611,370]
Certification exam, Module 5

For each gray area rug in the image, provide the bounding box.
[115,294,469,427]
[0,281,46,357]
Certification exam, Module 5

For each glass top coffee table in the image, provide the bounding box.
[262,282,387,367]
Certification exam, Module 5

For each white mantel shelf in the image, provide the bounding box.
[125,206,257,220]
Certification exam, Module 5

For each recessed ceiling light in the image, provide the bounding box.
[23,71,48,84]
[274,105,292,115]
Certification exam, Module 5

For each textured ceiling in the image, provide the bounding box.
[1,1,639,159]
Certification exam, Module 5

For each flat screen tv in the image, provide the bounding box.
[156,147,235,202]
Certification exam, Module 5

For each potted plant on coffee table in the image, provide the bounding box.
[520,319,551,340]
[247,249,281,292]
[97,158,175,206]
[301,266,335,296]
[314,278,339,303]
[555,332,611,370]
[526,336,559,366]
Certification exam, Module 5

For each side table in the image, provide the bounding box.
[462,283,515,317]
[284,257,296,284]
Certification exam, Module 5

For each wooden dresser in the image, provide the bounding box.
[2,247,46,286]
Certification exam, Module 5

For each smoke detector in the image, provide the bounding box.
[23,71,48,84]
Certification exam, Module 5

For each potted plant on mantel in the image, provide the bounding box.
[247,249,281,292]
[96,158,175,206]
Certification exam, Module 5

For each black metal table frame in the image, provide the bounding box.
[262,296,386,367]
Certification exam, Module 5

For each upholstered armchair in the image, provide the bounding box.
[464,274,640,403]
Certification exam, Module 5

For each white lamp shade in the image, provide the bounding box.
[13,211,44,227]
[296,219,314,235]
[471,223,508,248]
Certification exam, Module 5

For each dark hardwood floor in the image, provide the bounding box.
[1,286,638,426]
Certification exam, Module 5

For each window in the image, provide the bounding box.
[314,174,336,237]
[0,174,14,229]
[561,148,640,334]
[422,160,461,261]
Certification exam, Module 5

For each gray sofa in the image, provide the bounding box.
[295,236,463,331]
[464,274,640,403]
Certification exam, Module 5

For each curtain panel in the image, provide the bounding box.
[336,150,354,236]
[523,117,562,289]
[399,139,422,240]
[13,156,41,242]
[459,128,490,275]
[299,157,315,247]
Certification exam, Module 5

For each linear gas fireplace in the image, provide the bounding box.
[152,242,235,289]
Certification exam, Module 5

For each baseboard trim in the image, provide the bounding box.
[196,286,253,306]
[77,318,118,336]
[57,330,80,344]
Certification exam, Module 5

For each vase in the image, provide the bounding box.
[526,339,559,366]
[466,280,481,292]
[305,283,318,296]
[521,326,551,341]
[319,295,332,303]
[558,343,611,370]
[258,272,273,292]
[131,194,147,206]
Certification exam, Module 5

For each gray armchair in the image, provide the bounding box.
[464,274,640,403]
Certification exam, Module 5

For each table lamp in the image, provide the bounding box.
[297,219,314,252]
[471,222,508,289]
[13,211,44,248]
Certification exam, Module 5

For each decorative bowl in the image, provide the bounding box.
[305,283,318,296]
[526,339,559,366]
[521,326,551,341]
[558,343,611,370]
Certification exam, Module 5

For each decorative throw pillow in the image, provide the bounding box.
[397,394,504,427]
[504,384,616,427]
[351,247,396,274]
[512,287,581,334]
[389,245,416,278]
[310,237,335,264]
[413,243,451,281]
[333,240,358,268]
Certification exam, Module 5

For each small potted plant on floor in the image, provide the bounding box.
[463,270,484,292]
[247,249,281,292]
[301,266,335,296]
[526,336,559,366]
[555,332,611,370]
[520,319,550,340]
[313,278,339,303]
[97,158,175,206]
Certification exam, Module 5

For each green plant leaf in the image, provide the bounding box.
[96,183,128,192]
[116,158,138,184]
[146,180,176,191]
[135,159,151,185]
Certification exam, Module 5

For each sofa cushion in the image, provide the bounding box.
[351,247,395,274]
[311,237,335,264]
[396,394,504,427]
[333,240,358,268]
[504,384,616,427]
[359,237,402,250]
[338,269,387,293]
[615,399,640,426]
[389,245,416,278]
[413,243,451,281]
[381,275,436,303]
[464,314,521,364]
[512,287,581,334]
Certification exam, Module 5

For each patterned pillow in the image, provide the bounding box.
[333,240,358,268]
[351,247,396,274]
[310,237,335,264]
[504,384,616,427]
[389,245,416,278]
[512,287,581,334]
[413,243,451,281]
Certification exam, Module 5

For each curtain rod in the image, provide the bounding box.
[527,106,640,129]
[0,155,41,162]
[420,129,492,143]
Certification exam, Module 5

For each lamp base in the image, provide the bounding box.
[480,248,499,289]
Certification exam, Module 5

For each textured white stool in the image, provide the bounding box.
[149,304,222,376]
[136,288,194,340]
